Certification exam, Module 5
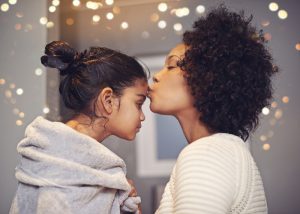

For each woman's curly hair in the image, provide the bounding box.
[180,5,278,141]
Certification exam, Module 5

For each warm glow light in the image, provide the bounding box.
[105,0,114,5]
[16,88,23,95]
[260,135,267,142]
[19,112,25,118]
[296,43,300,51]
[158,20,167,29]
[0,79,5,85]
[8,0,17,5]
[264,33,272,41]
[158,3,168,12]
[269,2,279,11]
[66,18,74,26]
[113,6,120,14]
[92,15,101,22]
[106,12,114,20]
[150,13,159,22]
[16,12,23,18]
[5,90,12,98]
[173,23,182,31]
[262,107,270,115]
[196,5,205,14]
[49,6,56,13]
[121,22,129,29]
[10,83,16,89]
[282,96,289,103]
[35,68,43,76]
[13,108,19,115]
[261,20,270,27]
[278,10,288,19]
[1,3,10,12]
[263,143,270,151]
[274,109,283,119]
[46,21,54,28]
[175,7,190,17]
[40,17,48,25]
[86,1,102,10]
[271,101,277,108]
[73,0,80,7]
[16,120,23,126]
[52,0,60,6]
[43,107,50,114]
[15,23,22,30]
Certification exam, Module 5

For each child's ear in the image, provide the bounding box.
[98,87,114,114]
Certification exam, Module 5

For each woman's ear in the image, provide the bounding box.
[98,87,114,114]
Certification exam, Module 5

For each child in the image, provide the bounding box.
[10,41,148,214]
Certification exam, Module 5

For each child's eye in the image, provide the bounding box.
[136,103,143,109]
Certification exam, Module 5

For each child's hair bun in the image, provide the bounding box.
[41,40,77,75]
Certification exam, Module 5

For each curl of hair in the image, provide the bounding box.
[41,41,148,116]
[180,5,278,141]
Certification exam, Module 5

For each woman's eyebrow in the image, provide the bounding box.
[165,55,181,64]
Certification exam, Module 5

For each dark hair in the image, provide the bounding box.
[180,5,278,141]
[41,41,148,117]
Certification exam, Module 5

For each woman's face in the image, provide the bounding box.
[110,79,148,140]
[148,44,194,115]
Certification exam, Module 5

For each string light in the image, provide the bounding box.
[175,7,190,17]
[52,0,60,6]
[158,20,167,29]
[8,0,17,5]
[1,3,10,12]
[66,18,74,26]
[262,107,270,115]
[121,22,129,30]
[158,3,168,12]
[282,96,289,103]
[40,17,48,25]
[16,88,23,95]
[35,68,43,76]
[196,5,205,14]
[43,107,50,114]
[46,21,54,28]
[49,6,56,13]
[92,15,101,22]
[0,79,5,85]
[150,13,159,22]
[278,10,288,19]
[263,143,270,151]
[105,0,114,6]
[106,12,114,20]
[72,0,80,7]
[173,23,182,32]
[269,2,279,11]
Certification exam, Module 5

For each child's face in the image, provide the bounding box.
[110,79,148,140]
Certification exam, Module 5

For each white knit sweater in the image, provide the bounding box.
[155,133,267,214]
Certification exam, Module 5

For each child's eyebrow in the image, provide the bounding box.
[136,94,146,101]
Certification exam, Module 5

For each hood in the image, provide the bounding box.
[15,116,130,193]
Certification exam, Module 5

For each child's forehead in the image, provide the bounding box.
[122,80,148,97]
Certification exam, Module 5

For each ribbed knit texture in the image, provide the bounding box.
[155,133,267,214]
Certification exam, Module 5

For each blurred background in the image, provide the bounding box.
[1,0,299,213]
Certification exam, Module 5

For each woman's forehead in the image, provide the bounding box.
[169,43,186,56]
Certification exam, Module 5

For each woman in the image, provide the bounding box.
[149,5,277,214]
[10,41,147,214]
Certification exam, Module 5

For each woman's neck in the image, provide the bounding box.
[65,114,110,142]
[175,109,212,144]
